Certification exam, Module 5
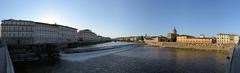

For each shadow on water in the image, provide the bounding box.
[13,58,60,73]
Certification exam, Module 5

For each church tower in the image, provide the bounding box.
[167,26,178,42]
[172,26,177,35]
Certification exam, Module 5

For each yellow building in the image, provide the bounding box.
[144,36,168,43]
[177,35,193,43]
[177,35,214,44]
[216,34,238,44]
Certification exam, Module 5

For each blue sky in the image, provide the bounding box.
[0,0,240,38]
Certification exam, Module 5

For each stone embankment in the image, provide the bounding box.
[145,41,234,53]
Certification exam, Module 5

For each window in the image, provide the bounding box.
[9,33,11,37]
[17,27,19,30]
[13,33,15,37]
[13,26,16,31]
[19,33,22,37]
[7,26,10,31]
[4,33,7,37]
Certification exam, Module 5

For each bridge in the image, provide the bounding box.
[225,45,240,73]
[0,46,15,73]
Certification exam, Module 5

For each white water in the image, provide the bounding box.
[60,43,136,62]
[69,41,132,50]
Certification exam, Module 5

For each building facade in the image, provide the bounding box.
[177,35,214,44]
[234,36,240,44]
[78,29,111,42]
[1,19,78,45]
[144,36,168,43]
[78,29,99,41]
[216,34,238,44]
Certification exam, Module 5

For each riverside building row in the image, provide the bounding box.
[177,34,239,44]
[0,19,111,62]
[176,35,215,44]
[1,19,78,45]
[159,27,239,44]
[1,19,111,45]
[216,33,239,44]
[118,27,240,45]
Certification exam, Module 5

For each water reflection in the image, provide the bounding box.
[174,48,227,73]
[14,42,228,73]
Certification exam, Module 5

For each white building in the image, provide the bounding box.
[1,19,78,45]
[216,33,238,44]
[78,29,99,41]
[78,29,110,42]
[234,36,240,44]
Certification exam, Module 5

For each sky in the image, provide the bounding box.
[0,0,240,38]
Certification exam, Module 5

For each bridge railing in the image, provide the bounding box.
[225,45,237,73]
[0,45,15,73]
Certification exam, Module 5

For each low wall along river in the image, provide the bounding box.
[145,42,235,53]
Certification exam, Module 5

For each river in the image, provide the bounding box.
[14,42,228,73]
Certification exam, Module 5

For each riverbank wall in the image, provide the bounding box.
[145,41,235,53]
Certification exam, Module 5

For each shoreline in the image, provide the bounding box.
[171,47,229,54]
[144,42,231,54]
[147,45,229,54]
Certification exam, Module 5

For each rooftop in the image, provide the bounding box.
[217,33,238,36]
[2,19,78,30]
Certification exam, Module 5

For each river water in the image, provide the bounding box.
[14,42,228,73]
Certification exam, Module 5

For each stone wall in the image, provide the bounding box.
[145,41,235,52]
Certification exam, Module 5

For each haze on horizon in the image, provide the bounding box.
[1,0,240,38]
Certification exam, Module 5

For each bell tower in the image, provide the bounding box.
[172,26,177,35]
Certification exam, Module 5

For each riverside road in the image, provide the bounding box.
[14,42,228,73]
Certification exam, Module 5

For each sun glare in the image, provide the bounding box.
[39,12,60,24]
[42,16,58,24]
